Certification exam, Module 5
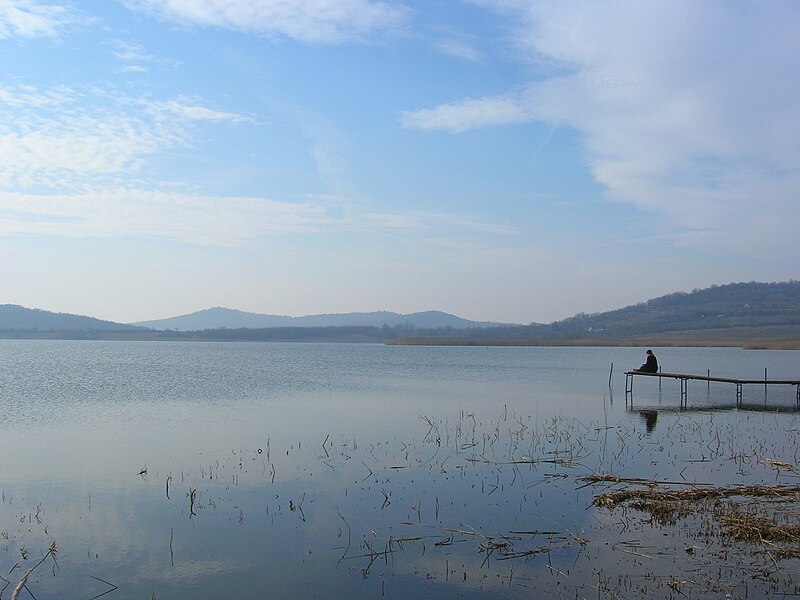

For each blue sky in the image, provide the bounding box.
[1,0,798,324]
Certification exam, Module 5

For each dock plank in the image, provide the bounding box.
[625,371,800,385]
[625,369,800,410]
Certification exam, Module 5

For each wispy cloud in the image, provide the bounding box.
[0,0,79,38]
[365,212,425,230]
[0,189,516,247]
[122,0,412,44]
[0,84,249,190]
[406,1,800,258]
[0,83,516,247]
[0,88,177,189]
[436,39,483,63]
[0,189,332,245]
[365,210,517,236]
[402,96,530,133]
[110,39,180,72]
[147,98,252,123]
[111,39,157,63]
[0,83,76,107]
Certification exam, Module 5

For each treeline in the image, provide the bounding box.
[165,325,391,342]
[0,324,414,343]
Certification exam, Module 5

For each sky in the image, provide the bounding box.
[1,0,798,325]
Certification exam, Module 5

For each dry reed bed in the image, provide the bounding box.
[588,478,800,510]
[584,472,800,559]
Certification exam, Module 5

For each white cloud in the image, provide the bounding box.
[0,117,173,189]
[123,0,411,44]
[0,189,331,245]
[147,99,251,123]
[436,39,483,63]
[0,0,77,38]
[111,40,156,63]
[401,96,530,133]
[110,39,180,71]
[408,1,800,258]
[0,83,517,246]
[0,83,76,107]
[0,190,518,247]
[0,85,249,190]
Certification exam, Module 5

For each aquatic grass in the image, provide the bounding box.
[9,542,58,600]
[718,505,800,557]
[4,402,800,598]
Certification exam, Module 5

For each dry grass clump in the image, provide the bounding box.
[591,484,800,510]
[629,498,695,526]
[587,474,800,558]
[717,505,800,558]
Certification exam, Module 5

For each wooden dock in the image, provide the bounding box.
[625,370,800,408]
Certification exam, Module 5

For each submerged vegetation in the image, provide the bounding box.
[4,400,800,598]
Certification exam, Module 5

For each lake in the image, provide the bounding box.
[0,341,798,598]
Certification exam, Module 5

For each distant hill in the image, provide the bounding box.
[133,307,511,331]
[544,280,800,340]
[400,281,800,342]
[3,281,799,343]
[0,305,144,332]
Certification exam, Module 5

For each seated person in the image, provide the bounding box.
[636,350,658,373]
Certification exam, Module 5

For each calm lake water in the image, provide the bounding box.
[0,341,798,598]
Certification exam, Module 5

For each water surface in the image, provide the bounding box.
[0,341,798,598]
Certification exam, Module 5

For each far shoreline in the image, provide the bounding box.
[385,338,800,350]
[1,331,798,350]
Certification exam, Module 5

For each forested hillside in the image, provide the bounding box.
[444,281,800,341]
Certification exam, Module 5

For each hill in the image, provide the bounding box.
[395,281,800,343]
[133,307,509,331]
[0,305,143,332]
[544,280,800,340]
[2,281,799,344]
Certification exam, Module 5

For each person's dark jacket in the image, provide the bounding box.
[638,354,658,373]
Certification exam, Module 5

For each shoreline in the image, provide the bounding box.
[385,337,800,350]
[1,332,798,350]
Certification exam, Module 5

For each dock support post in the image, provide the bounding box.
[680,378,688,408]
[625,372,633,407]
[736,382,743,407]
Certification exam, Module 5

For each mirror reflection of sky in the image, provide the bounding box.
[0,341,798,598]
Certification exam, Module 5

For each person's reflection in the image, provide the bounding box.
[640,410,658,433]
